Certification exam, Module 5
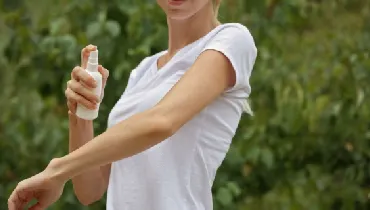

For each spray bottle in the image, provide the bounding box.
[76,50,102,120]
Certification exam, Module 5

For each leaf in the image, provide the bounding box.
[1,1,370,210]
[356,88,364,108]
[49,17,69,35]
[227,181,242,197]
[245,147,260,163]
[0,20,11,55]
[87,21,102,39]
[105,20,121,37]
[260,148,274,169]
[216,187,233,206]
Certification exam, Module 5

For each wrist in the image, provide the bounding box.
[69,112,94,127]
[46,158,71,183]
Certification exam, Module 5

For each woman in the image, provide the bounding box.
[8,0,257,209]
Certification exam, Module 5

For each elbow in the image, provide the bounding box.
[147,109,177,138]
[74,189,104,206]
[76,194,102,206]
[152,115,176,138]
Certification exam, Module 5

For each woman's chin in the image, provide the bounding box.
[167,11,193,21]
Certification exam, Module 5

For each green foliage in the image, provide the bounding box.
[1,0,369,209]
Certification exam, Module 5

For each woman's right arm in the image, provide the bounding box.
[65,45,111,205]
[68,114,111,205]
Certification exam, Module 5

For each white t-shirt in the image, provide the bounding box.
[106,23,257,210]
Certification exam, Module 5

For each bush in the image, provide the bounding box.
[0,0,369,209]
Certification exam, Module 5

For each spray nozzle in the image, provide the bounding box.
[89,50,98,59]
[86,50,99,72]
[88,50,99,65]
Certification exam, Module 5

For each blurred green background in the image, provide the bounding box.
[1,0,370,209]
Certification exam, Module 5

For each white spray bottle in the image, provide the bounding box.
[76,50,102,120]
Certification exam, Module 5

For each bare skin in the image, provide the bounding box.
[7,0,233,209]
[66,45,111,205]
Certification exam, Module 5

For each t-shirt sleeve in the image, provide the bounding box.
[201,25,258,98]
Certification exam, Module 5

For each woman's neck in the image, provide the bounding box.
[166,4,220,56]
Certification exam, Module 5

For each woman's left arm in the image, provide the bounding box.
[51,49,237,181]
[8,49,236,210]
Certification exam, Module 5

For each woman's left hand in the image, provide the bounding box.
[8,163,66,210]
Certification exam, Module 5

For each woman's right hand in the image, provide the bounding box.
[65,45,109,115]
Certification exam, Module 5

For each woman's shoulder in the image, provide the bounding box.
[219,22,251,31]
[204,22,257,54]
[213,23,255,42]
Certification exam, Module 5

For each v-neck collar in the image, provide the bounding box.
[154,24,224,72]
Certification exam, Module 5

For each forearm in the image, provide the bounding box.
[68,113,109,204]
[53,109,172,182]
[69,113,94,151]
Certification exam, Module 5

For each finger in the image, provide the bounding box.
[81,45,97,64]
[9,188,27,210]
[8,193,16,210]
[8,199,14,210]
[8,188,20,210]
[71,66,97,88]
[17,189,33,210]
[67,80,99,103]
[65,88,97,110]
[68,110,77,118]
[65,86,78,112]
[97,65,109,87]
[67,100,77,114]
[65,88,96,110]
[81,45,97,69]
[98,65,109,81]
[103,68,109,87]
